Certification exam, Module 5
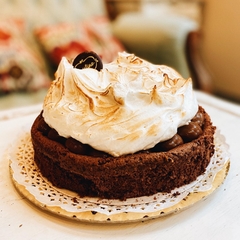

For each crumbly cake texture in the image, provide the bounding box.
[31,106,216,200]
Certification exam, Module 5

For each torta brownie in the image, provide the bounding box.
[31,52,216,200]
[31,106,215,200]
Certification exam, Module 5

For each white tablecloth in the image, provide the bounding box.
[0,91,240,240]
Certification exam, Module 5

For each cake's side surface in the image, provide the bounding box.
[31,106,215,200]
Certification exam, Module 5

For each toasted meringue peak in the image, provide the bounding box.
[43,52,198,156]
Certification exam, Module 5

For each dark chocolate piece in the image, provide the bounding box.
[72,51,103,71]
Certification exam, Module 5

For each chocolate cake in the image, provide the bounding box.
[31,106,215,200]
[30,52,216,200]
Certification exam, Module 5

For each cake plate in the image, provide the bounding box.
[8,130,230,223]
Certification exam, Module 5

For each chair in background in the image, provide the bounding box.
[105,0,213,93]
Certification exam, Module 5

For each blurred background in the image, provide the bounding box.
[109,0,240,103]
[0,0,239,110]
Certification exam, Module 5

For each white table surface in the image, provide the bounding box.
[0,91,240,240]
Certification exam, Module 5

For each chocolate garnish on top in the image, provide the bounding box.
[72,51,103,71]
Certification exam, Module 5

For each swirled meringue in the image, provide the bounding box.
[43,52,198,156]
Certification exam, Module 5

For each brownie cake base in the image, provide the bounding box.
[31,106,216,200]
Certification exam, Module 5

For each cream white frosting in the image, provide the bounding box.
[43,52,198,157]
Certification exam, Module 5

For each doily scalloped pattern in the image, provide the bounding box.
[9,130,229,216]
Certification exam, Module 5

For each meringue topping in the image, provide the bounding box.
[43,52,198,156]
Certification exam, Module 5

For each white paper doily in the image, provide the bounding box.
[8,129,230,223]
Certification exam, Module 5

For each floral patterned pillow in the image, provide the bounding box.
[0,19,51,94]
[35,16,125,67]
